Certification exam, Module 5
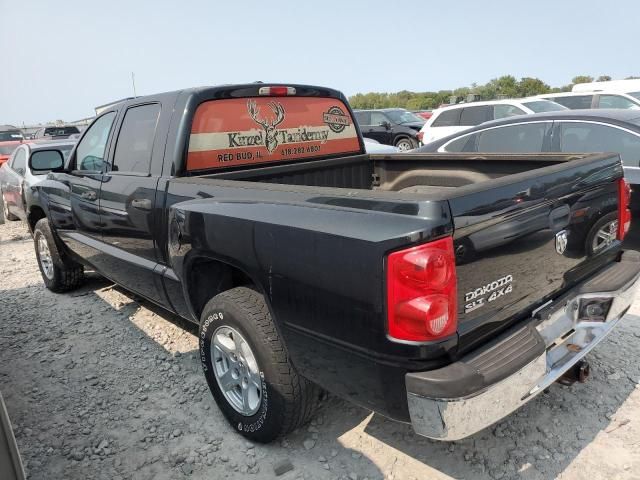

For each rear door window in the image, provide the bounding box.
[459,106,491,126]
[111,103,161,174]
[369,112,389,125]
[476,123,549,152]
[550,95,593,109]
[431,108,462,127]
[493,104,526,119]
[443,133,478,152]
[354,111,371,126]
[187,97,361,171]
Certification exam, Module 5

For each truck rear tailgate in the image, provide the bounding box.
[449,154,624,352]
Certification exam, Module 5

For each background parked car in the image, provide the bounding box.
[0,141,23,167]
[363,137,399,153]
[418,98,567,144]
[572,78,640,96]
[0,126,24,142]
[0,141,75,222]
[354,108,424,151]
[538,91,640,110]
[32,125,80,140]
[412,110,433,120]
[415,108,640,186]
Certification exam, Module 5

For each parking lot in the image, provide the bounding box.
[1,218,638,480]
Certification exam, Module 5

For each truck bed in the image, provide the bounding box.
[172,151,622,358]
[196,152,582,193]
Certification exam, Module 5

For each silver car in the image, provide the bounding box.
[0,141,75,223]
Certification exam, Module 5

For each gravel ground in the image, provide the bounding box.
[0,219,639,480]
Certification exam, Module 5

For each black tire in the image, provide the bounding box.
[395,136,417,151]
[2,193,19,221]
[33,218,84,292]
[199,286,320,442]
[585,212,619,256]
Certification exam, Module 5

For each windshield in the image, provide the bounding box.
[522,100,568,113]
[0,131,23,141]
[0,144,19,155]
[385,110,425,124]
[628,92,640,101]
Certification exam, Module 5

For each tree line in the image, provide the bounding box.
[348,75,640,110]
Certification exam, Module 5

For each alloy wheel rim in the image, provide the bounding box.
[397,140,412,151]
[211,326,262,416]
[592,220,618,253]
[37,235,54,279]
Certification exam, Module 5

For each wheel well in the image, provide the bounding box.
[394,135,412,145]
[28,206,46,233]
[187,257,253,320]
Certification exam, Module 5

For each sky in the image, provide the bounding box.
[1,0,639,125]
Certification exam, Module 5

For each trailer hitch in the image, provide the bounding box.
[557,360,591,386]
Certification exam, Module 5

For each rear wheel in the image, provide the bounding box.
[199,286,320,442]
[586,212,618,256]
[395,137,417,151]
[33,218,84,292]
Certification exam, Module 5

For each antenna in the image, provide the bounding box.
[131,72,137,97]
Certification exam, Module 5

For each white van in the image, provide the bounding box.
[572,79,640,94]
[538,91,640,110]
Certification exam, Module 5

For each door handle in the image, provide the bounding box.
[131,198,152,210]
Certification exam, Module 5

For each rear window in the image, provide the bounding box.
[521,100,567,113]
[187,97,361,171]
[549,95,593,109]
[459,106,491,126]
[431,108,462,127]
[0,131,23,141]
[43,126,80,136]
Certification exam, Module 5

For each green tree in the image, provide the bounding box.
[517,77,550,97]
[571,75,594,84]
[596,75,612,82]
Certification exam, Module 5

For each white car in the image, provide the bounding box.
[418,98,567,144]
[363,137,399,153]
[538,90,640,110]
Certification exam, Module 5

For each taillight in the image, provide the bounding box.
[258,86,296,96]
[417,131,424,143]
[386,237,457,342]
[617,178,632,241]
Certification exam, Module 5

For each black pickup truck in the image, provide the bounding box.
[27,83,638,442]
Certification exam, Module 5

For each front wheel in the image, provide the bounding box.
[395,137,417,151]
[33,218,84,292]
[199,286,320,442]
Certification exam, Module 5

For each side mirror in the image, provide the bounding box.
[380,121,391,130]
[30,149,65,173]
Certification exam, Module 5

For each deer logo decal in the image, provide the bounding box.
[247,99,285,153]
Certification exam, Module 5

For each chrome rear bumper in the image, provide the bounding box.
[406,254,640,441]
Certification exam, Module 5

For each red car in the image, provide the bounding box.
[412,110,433,120]
[0,141,23,167]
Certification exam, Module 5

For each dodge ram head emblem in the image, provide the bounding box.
[247,99,285,153]
[555,230,568,254]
